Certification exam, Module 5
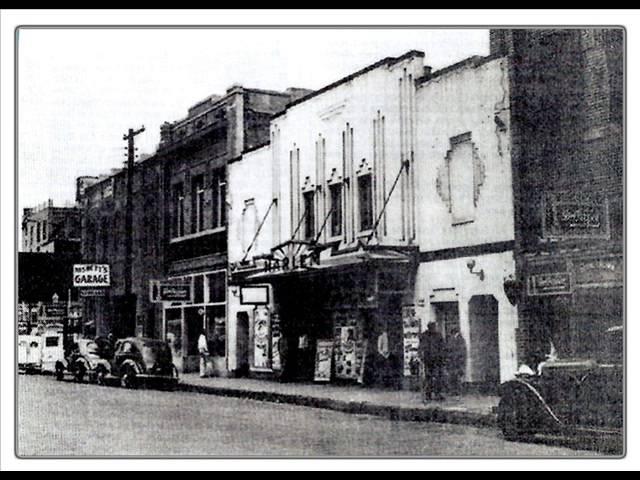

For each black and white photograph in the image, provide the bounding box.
[0,9,632,470]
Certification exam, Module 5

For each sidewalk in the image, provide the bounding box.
[178,374,499,428]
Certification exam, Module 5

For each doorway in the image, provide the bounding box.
[236,311,250,377]
[432,302,460,340]
[468,295,500,392]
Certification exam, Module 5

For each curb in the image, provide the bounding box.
[178,382,498,429]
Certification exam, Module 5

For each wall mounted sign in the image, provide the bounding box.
[240,286,269,305]
[542,192,610,240]
[79,288,106,298]
[574,257,623,287]
[44,304,66,317]
[159,283,192,302]
[527,272,573,296]
[314,339,333,382]
[73,264,110,287]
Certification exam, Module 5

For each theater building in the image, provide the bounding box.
[228,50,519,390]
[490,29,624,363]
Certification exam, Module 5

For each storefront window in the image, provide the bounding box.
[206,305,226,357]
[207,272,226,303]
[194,274,204,304]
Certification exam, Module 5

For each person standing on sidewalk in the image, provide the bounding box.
[418,322,445,402]
[445,328,467,397]
[198,330,210,378]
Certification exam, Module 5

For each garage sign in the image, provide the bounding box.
[73,264,111,287]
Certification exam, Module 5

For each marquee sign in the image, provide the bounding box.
[73,264,110,287]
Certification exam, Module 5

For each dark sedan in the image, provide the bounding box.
[109,337,179,390]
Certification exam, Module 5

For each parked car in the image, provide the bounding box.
[55,338,111,384]
[109,337,179,390]
[498,325,623,448]
[18,334,42,373]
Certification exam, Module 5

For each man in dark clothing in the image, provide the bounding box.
[445,328,467,397]
[418,322,446,402]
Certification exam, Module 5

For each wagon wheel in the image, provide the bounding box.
[498,388,535,442]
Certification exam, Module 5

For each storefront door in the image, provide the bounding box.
[468,295,500,392]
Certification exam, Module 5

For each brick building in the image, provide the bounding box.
[80,156,165,339]
[79,85,310,372]
[159,85,309,373]
[490,28,624,362]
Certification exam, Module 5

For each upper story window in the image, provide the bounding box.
[29,225,34,247]
[212,168,227,229]
[174,183,185,238]
[303,191,315,240]
[36,222,41,242]
[329,183,343,237]
[192,175,205,234]
[42,221,47,241]
[358,174,373,232]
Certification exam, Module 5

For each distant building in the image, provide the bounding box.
[490,29,624,362]
[79,155,165,340]
[21,199,81,255]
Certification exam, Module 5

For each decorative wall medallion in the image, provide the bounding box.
[436,133,486,219]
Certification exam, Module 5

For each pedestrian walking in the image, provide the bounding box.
[445,327,466,397]
[418,322,446,402]
[198,330,210,378]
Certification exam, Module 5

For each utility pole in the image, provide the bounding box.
[122,126,145,337]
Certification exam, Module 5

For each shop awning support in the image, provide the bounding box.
[366,159,410,244]
[240,198,277,263]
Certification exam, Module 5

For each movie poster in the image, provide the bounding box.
[314,339,333,382]
[402,305,421,377]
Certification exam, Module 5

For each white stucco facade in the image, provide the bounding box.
[226,51,518,385]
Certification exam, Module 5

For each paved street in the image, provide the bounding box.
[18,375,599,457]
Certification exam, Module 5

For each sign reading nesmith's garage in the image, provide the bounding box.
[73,264,110,287]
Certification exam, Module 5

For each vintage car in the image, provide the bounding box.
[55,338,112,384]
[498,326,623,448]
[108,337,179,389]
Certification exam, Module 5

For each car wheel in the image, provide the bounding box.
[74,363,86,383]
[498,389,535,442]
[55,365,64,381]
[95,366,107,386]
[120,367,137,389]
